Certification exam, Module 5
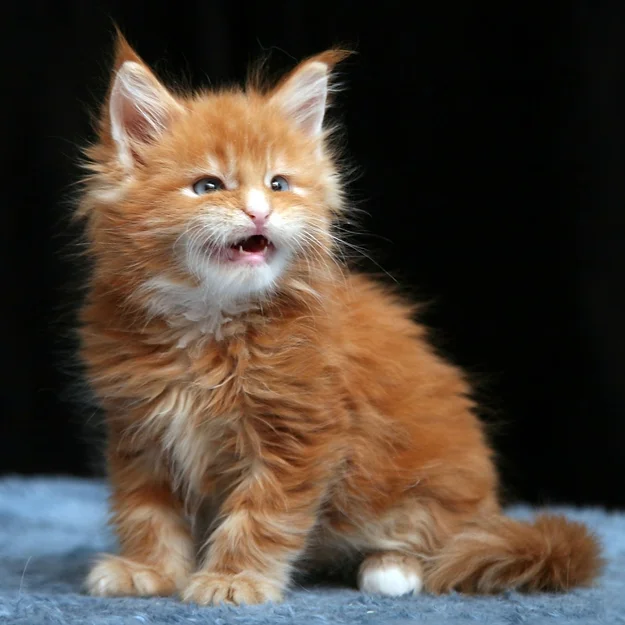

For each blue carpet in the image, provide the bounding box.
[0,476,623,624]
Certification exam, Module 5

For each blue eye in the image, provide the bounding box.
[270,175,290,192]
[193,177,224,195]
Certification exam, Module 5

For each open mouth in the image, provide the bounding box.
[226,235,275,263]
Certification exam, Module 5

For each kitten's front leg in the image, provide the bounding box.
[86,447,194,597]
[181,463,325,606]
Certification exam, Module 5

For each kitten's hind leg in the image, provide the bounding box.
[358,552,424,597]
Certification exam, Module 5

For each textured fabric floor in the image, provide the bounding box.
[0,477,623,624]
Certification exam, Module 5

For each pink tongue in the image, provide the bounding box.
[236,235,268,253]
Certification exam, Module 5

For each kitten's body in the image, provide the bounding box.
[79,36,601,605]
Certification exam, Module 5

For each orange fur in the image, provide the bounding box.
[78,34,603,605]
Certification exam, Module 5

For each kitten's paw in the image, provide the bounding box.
[86,554,186,597]
[181,571,283,606]
[358,552,423,597]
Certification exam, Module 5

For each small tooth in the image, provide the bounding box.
[239,245,243,253]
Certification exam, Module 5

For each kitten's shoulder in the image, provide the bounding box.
[333,272,422,329]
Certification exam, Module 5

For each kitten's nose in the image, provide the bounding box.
[244,189,272,226]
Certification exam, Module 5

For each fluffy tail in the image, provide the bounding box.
[425,514,603,593]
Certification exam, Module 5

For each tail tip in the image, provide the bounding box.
[426,513,604,594]
[533,514,604,591]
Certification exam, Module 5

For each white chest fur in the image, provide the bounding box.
[141,277,257,345]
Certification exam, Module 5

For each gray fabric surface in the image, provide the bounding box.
[0,476,622,624]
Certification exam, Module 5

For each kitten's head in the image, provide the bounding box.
[80,35,350,310]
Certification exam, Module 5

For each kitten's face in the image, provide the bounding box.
[125,94,340,304]
[87,42,345,307]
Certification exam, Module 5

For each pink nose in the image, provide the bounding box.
[245,209,268,225]
[244,190,272,226]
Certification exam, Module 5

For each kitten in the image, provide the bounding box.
[77,34,602,605]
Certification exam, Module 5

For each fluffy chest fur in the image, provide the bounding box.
[140,277,263,346]
[82,292,340,501]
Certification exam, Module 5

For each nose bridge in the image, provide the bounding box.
[244,187,272,221]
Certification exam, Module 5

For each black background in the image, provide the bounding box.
[1,1,624,508]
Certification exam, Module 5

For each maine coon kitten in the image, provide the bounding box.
[78,34,602,605]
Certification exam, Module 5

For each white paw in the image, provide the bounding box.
[358,563,423,597]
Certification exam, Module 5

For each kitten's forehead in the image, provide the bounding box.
[203,143,285,176]
[173,92,311,172]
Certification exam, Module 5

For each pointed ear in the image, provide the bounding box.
[102,32,184,169]
[269,50,351,138]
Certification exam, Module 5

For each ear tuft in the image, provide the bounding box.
[112,28,144,71]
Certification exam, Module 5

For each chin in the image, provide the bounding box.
[188,247,291,303]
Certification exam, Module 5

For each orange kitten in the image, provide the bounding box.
[77,34,602,605]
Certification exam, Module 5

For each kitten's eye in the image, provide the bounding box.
[192,177,225,195]
[270,175,290,192]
